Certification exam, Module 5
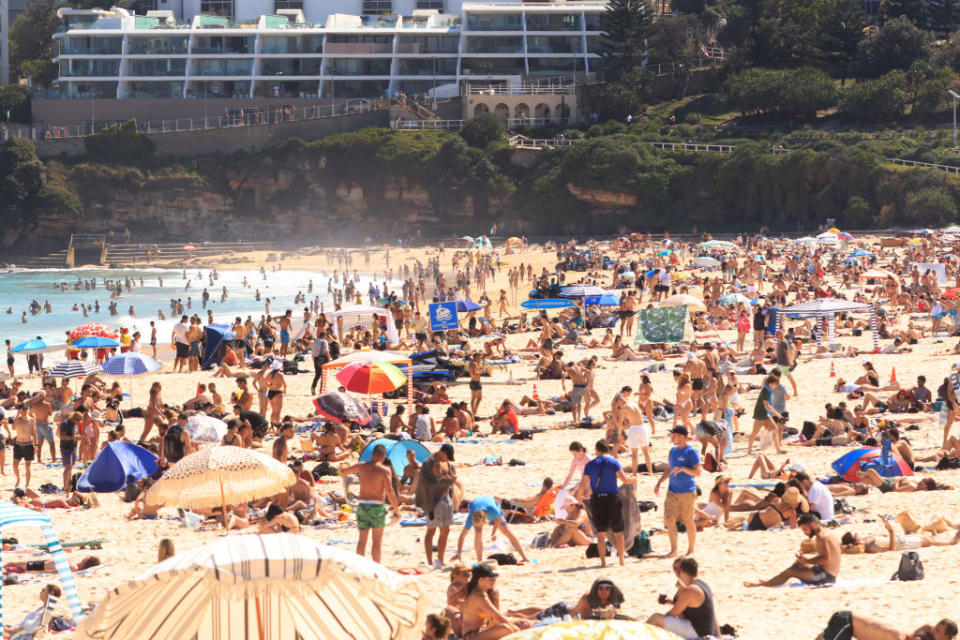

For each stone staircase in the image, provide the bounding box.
[14,241,274,269]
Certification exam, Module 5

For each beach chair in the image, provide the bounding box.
[370,400,389,416]
[11,593,58,640]
[300,437,316,453]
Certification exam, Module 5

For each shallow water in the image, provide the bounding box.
[0,267,389,350]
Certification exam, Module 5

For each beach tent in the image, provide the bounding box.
[831,446,913,482]
[77,442,158,493]
[327,306,400,345]
[782,298,876,348]
[200,324,235,370]
[359,438,430,476]
[0,503,85,636]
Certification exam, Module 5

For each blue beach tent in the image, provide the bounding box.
[201,324,236,370]
[77,442,158,493]
[359,438,430,475]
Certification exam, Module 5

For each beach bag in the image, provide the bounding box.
[585,540,616,559]
[488,553,518,566]
[311,462,339,480]
[627,531,652,558]
[702,453,719,473]
[637,500,658,513]
[892,551,924,581]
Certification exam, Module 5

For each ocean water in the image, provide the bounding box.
[0,267,390,349]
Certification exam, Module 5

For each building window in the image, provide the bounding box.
[274,0,302,11]
[362,0,392,14]
[200,0,233,21]
[416,0,443,9]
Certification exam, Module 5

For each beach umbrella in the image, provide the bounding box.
[506,236,523,245]
[77,442,158,493]
[72,336,120,349]
[944,288,960,300]
[503,619,684,640]
[145,446,296,528]
[185,414,229,444]
[944,225,960,233]
[9,338,47,354]
[584,293,621,306]
[838,232,853,241]
[849,249,873,257]
[47,361,101,379]
[101,352,161,376]
[692,256,721,268]
[313,391,371,425]
[336,361,407,395]
[360,438,430,475]
[455,300,482,313]
[656,249,673,256]
[521,298,574,310]
[907,237,924,245]
[673,270,693,280]
[559,285,606,298]
[77,533,427,640]
[68,322,118,341]
[661,294,706,312]
[827,227,842,234]
[831,447,913,483]
[698,240,736,249]
[182,244,196,251]
[461,235,474,242]
[794,237,817,246]
[716,293,751,306]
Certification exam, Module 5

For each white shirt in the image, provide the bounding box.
[808,481,834,521]
[172,322,189,345]
[130,338,141,353]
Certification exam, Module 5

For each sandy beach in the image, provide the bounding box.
[2,238,959,639]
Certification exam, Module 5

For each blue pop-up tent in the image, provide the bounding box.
[77,442,158,492]
[359,438,430,474]
[201,324,236,370]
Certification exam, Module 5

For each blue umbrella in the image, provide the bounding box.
[521,298,574,310]
[9,338,47,353]
[77,442,158,493]
[850,250,873,257]
[455,300,482,313]
[585,294,621,306]
[102,352,162,376]
[559,285,605,298]
[360,438,430,476]
[657,249,673,256]
[645,269,658,278]
[72,336,120,349]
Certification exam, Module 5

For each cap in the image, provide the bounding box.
[787,462,805,473]
[669,425,689,436]
[270,360,283,371]
[472,562,499,579]
[686,353,695,361]
[440,443,455,461]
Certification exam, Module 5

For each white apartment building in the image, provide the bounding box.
[51,1,605,100]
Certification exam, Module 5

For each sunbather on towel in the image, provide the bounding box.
[5,555,100,574]
[817,611,956,640]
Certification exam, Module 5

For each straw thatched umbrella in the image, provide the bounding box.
[145,446,294,527]
[78,533,427,640]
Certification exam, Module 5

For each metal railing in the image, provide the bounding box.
[68,233,106,248]
[392,119,464,130]
[18,98,385,141]
[887,157,960,174]
[467,84,575,95]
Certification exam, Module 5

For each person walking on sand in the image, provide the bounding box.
[655,426,701,558]
[171,315,190,373]
[416,443,459,569]
[469,354,483,416]
[574,440,637,568]
[745,513,841,587]
[747,375,784,455]
[619,393,652,475]
[340,444,401,564]
[12,404,38,489]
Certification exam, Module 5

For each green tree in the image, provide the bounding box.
[9,0,59,86]
[600,0,653,77]
[459,114,505,149]
[0,137,45,243]
[816,0,866,85]
[904,60,956,119]
[0,86,31,124]
[428,137,510,217]
[927,0,958,36]
[839,70,909,121]
[882,0,926,25]
[855,16,929,78]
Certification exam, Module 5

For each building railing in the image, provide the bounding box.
[14,98,386,140]
[887,157,960,174]
[467,84,575,95]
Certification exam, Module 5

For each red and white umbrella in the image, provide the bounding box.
[68,322,118,341]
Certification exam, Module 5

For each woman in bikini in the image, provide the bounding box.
[695,475,732,528]
[252,366,269,416]
[265,362,286,425]
[583,359,601,418]
[605,336,643,362]
[460,564,523,640]
[674,373,694,431]
[547,500,593,547]
[636,373,656,434]
[726,486,805,530]
[140,382,164,442]
[748,454,791,480]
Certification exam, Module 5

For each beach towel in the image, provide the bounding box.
[634,306,690,345]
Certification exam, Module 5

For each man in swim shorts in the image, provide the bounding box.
[620,397,652,475]
[276,309,293,357]
[28,389,55,463]
[745,513,841,587]
[11,404,37,489]
[340,444,400,564]
[819,611,956,640]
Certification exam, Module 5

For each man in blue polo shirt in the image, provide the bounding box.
[575,440,637,568]
[655,426,701,558]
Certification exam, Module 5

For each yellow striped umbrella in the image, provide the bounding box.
[505,620,684,640]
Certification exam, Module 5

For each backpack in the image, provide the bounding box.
[328,341,341,361]
[892,551,924,581]
[163,425,186,462]
[627,531,652,558]
[637,500,659,513]
[311,461,340,480]
[488,552,518,566]
[585,540,616,559]
[703,453,719,473]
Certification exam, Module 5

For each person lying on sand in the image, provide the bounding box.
[744,514,841,587]
[817,611,957,640]
[858,469,953,493]
[4,556,100,574]
[840,517,960,553]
